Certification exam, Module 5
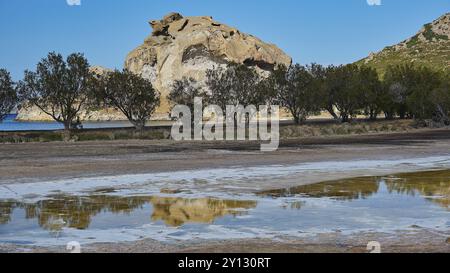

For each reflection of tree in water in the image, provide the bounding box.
[0,201,15,225]
[259,170,450,210]
[259,177,380,201]
[0,195,257,231]
[384,170,450,210]
[0,195,149,231]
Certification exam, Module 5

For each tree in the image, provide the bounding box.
[321,65,340,120]
[383,64,450,123]
[405,67,446,122]
[205,63,268,127]
[267,64,323,124]
[205,63,264,110]
[406,67,441,120]
[359,66,383,120]
[380,81,397,120]
[307,63,335,119]
[325,64,365,123]
[383,64,420,119]
[169,77,207,121]
[18,52,95,131]
[384,64,445,121]
[0,69,17,122]
[99,69,160,131]
[430,74,450,125]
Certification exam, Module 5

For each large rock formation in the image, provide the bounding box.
[16,13,292,121]
[358,13,450,75]
[125,12,292,118]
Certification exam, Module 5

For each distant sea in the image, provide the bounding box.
[0,114,135,132]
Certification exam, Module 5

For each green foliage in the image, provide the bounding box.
[205,63,266,110]
[422,23,448,41]
[406,35,420,48]
[204,62,448,125]
[0,69,17,122]
[17,52,96,131]
[98,69,161,130]
[384,64,450,123]
[0,131,63,143]
[267,64,324,124]
[0,128,169,143]
[324,64,371,122]
[359,16,449,76]
[169,77,208,121]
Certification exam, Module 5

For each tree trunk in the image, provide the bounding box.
[134,122,145,132]
[385,112,394,120]
[326,106,339,120]
[399,108,407,119]
[369,110,377,121]
[341,114,349,123]
[62,122,72,141]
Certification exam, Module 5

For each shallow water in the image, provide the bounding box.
[0,170,449,246]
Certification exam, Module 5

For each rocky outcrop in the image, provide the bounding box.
[89,65,112,77]
[16,13,292,121]
[125,12,292,117]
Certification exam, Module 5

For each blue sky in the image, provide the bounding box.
[0,0,448,80]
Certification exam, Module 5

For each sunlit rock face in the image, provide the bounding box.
[125,12,292,118]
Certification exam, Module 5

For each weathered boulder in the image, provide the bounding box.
[125,12,292,118]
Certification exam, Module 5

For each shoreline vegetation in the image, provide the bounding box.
[1,51,449,141]
[0,118,447,144]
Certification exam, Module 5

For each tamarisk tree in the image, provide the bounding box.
[0,69,17,122]
[18,52,95,131]
[99,69,160,131]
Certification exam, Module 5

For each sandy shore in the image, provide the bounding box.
[1,128,450,187]
[1,230,449,253]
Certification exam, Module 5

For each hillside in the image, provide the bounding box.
[357,13,450,75]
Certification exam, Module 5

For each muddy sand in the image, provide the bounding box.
[1,128,450,186]
[1,231,449,253]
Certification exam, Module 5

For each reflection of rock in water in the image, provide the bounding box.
[259,177,380,201]
[0,195,256,230]
[150,197,257,227]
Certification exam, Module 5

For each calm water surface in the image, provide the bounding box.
[0,170,449,246]
[0,114,135,131]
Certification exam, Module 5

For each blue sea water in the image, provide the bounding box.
[0,114,134,131]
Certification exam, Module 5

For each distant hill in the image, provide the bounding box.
[357,13,450,75]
